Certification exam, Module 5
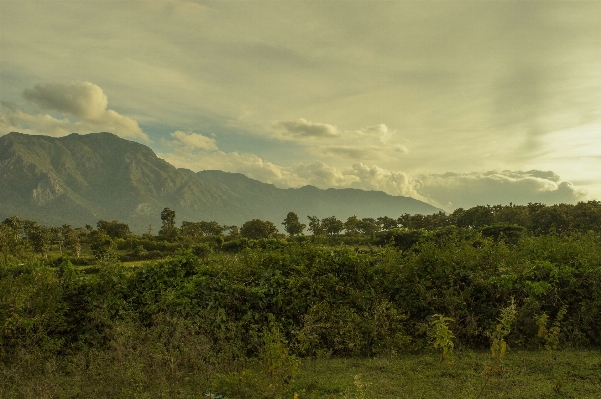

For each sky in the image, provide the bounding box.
[1,0,600,211]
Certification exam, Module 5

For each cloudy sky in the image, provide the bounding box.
[1,0,600,211]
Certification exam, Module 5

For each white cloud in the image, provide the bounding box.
[158,144,585,211]
[170,130,217,150]
[0,82,148,140]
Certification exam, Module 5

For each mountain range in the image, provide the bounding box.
[0,132,441,232]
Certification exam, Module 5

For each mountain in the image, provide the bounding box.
[0,132,441,232]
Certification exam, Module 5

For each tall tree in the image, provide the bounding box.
[282,212,306,236]
[159,207,178,239]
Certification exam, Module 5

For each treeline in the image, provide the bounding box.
[2,201,601,262]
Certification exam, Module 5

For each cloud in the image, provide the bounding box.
[158,143,585,212]
[416,170,587,211]
[313,145,408,161]
[0,82,148,140]
[170,130,217,150]
[351,124,393,144]
[272,118,340,139]
[290,161,358,187]
[23,81,109,120]
[270,120,406,161]
[159,147,309,188]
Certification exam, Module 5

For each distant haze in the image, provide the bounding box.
[1,1,599,210]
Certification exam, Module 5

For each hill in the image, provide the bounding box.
[0,132,441,231]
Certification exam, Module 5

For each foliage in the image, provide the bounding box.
[241,219,279,240]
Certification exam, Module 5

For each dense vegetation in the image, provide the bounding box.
[1,201,601,397]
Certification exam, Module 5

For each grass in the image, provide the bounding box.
[291,349,601,399]
[3,349,600,398]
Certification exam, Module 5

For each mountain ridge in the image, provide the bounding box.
[0,132,442,232]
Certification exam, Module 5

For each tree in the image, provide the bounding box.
[88,229,114,260]
[159,207,178,239]
[377,216,398,231]
[358,218,379,235]
[452,205,494,229]
[0,224,23,262]
[240,219,278,239]
[61,224,82,257]
[180,221,203,237]
[321,216,344,236]
[97,220,131,239]
[223,225,240,238]
[26,223,52,258]
[199,221,224,236]
[282,212,306,236]
[181,221,224,237]
[531,205,571,234]
[344,215,361,236]
[307,216,325,236]
[0,217,27,259]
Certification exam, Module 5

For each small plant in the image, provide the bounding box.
[476,298,518,399]
[536,305,568,392]
[485,298,517,374]
[262,317,301,397]
[430,314,455,364]
[536,305,568,360]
